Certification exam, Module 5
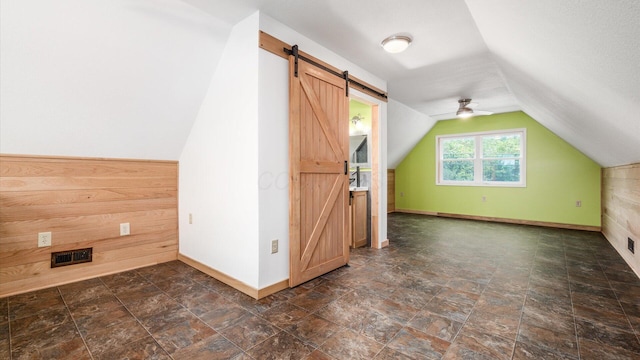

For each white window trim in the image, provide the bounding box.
[436,128,527,187]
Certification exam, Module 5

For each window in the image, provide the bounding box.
[437,129,526,187]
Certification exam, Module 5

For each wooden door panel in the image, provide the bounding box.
[290,58,349,287]
[299,174,343,268]
[299,75,345,162]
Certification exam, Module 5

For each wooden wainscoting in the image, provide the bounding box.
[602,163,640,277]
[0,155,179,297]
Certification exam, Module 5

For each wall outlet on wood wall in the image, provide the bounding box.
[38,232,52,247]
[120,223,130,236]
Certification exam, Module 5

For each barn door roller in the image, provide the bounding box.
[283,44,386,100]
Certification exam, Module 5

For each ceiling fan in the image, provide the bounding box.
[456,98,493,119]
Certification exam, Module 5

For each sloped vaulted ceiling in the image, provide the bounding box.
[197,0,638,168]
[465,0,640,167]
[0,0,232,160]
[387,0,639,168]
[1,0,638,167]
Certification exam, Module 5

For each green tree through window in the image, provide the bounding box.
[442,137,475,181]
[482,134,521,182]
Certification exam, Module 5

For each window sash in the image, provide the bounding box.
[437,129,526,187]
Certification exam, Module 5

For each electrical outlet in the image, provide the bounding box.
[575,200,582,207]
[482,196,486,202]
[400,192,404,197]
[38,232,52,247]
[629,238,635,254]
[189,213,193,224]
[120,223,130,236]
[271,239,278,254]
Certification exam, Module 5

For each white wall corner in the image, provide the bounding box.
[257,46,290,288]
[387,98,436,169]
[179,11,261,288]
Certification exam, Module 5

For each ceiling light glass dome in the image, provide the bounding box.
[381,35,412,53]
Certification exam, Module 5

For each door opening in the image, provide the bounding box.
[348,99,373,248]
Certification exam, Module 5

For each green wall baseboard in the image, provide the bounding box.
[394,209,601,232]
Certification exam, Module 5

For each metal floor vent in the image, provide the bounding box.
[51,248,92,268]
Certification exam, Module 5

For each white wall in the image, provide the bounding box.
[387,99,437,169]
[257,49,290,287]
[180,12,389,290]
[0,0,228,160]
[179,13,260,288]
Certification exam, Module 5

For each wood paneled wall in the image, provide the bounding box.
[602,163,640,276]
[0,155,178,297]
[387,169,395,213]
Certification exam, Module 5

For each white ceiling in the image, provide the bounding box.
[183,0,640,167]
[0,0,231,160]
[1,0,638,167]
[187,0,516,118]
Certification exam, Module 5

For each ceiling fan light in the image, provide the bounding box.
[381,35,412,53]
[456,107,474,118]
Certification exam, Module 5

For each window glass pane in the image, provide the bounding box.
[442,137,475,159]
[483,159,520,182]
[443,160,474,181]
[482,134,521,158]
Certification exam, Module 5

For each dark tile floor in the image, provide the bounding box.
[2,213,640,359]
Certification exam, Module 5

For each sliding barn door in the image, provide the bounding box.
[289,58,349,287]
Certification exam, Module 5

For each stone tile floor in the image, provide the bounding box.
[1,213,639,359]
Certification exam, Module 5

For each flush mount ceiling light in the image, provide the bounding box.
[381,35,412,53]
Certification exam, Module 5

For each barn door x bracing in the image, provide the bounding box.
[289,55,349,287]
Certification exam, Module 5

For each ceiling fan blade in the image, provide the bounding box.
[473,110,493,116]
[430,112,458,120]
[431,98,493,120]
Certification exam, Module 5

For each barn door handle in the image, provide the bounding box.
[344,161,348,175]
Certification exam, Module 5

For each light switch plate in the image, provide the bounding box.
[120,223,130,236]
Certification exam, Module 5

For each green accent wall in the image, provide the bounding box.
[395,111,601,227]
